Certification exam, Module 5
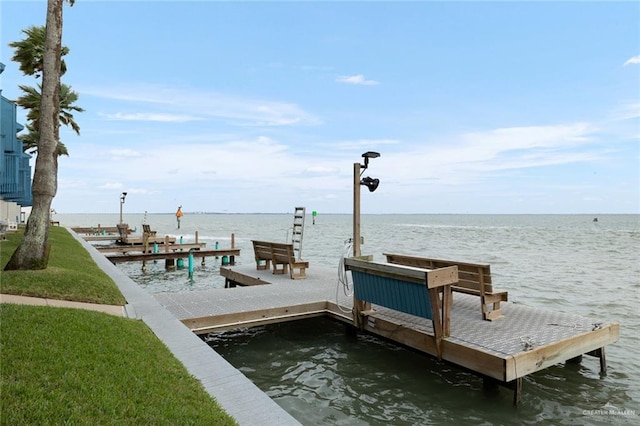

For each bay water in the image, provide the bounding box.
[58,213,639,425]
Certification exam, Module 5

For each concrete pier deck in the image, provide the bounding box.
[155,263,619,403]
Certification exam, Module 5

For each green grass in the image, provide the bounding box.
[1,227,126,305]
[0,227,238,425]
[1,304,237,425]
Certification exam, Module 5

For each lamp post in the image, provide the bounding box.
[119,192,127,224]
[352,151,380,257]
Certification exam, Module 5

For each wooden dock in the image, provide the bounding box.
[155,263,619,404]
[83,235,121,242]
[81,234,178,244]
[71,226,119,234]
[106,249,240,264]
[96,243,206,253]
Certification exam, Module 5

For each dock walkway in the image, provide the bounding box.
[156,263,619,404]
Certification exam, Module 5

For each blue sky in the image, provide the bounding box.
[1,1,638,214]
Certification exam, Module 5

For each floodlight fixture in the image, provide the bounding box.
[361,151,380,171]
[360,176,380,192]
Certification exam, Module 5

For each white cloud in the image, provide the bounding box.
[373,122,600,188]
[461,123,595,152]
[101,112,202,122]
[99,182,125,190]
[109,149,143,159]
[82,84,321,127]
[623,55,640,66]
[612,102,640,121]
[336,74,380,86]
[331,139,400,151]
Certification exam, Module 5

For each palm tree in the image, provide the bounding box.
[5,0,75,271]
[8,25,69,78]
[16,83,84,156]
[10,24,81,157]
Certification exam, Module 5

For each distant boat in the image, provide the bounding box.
[593,217,598,222]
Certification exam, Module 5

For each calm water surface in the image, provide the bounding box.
[59,213,639,425]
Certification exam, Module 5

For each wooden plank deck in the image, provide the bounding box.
[81,234,177,245]
[154,264,619,402]
[96,243,206,253]
[71,226,119,234]
[106,249,240,264]
[83,235,121,242]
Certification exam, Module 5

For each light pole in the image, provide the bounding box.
[119,192,127,224]
[352,151,380,329]
[352,151,380,257]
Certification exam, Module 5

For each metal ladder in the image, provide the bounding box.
[291,207,306,260]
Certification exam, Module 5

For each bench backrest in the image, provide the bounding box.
[252,240,273,258]
[344,257,457,320]
[384,253,492,295]
[270,242,295,264]
[252,240,296,261]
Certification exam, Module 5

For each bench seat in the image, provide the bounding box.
[252,240,309,279]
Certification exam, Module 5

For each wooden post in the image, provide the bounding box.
[589,347,607,374]
[586,347,607,374]
[352,161,369,329]
[164,236,170,252]
[599,347,607,374]
[165,258,175,270]
[142,233,150,271]
[195,231,199,244]
[231,233,235,249]
[512,378,522,406]
[353,162,361,258]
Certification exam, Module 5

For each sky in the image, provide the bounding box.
[1,0,639,215]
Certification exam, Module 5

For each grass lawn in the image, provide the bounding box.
[1,226,126,305]
[0,227,238,425]
[1,304,236,425]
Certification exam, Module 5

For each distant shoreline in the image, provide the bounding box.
[54,212,638,216]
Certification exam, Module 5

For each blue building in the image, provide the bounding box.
[1,62,33,227]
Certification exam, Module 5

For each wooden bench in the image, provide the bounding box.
[344,257,458,359]
[384,253,508,321]
[142,224,157,239]
[117,223,175,246]
[251,240,309,279]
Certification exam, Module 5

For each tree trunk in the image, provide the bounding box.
[4,0,63,271]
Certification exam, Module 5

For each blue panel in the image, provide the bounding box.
[352,271,434,319]
[0,94,32,205]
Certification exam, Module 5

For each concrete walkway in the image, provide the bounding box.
[0,293,126,317]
